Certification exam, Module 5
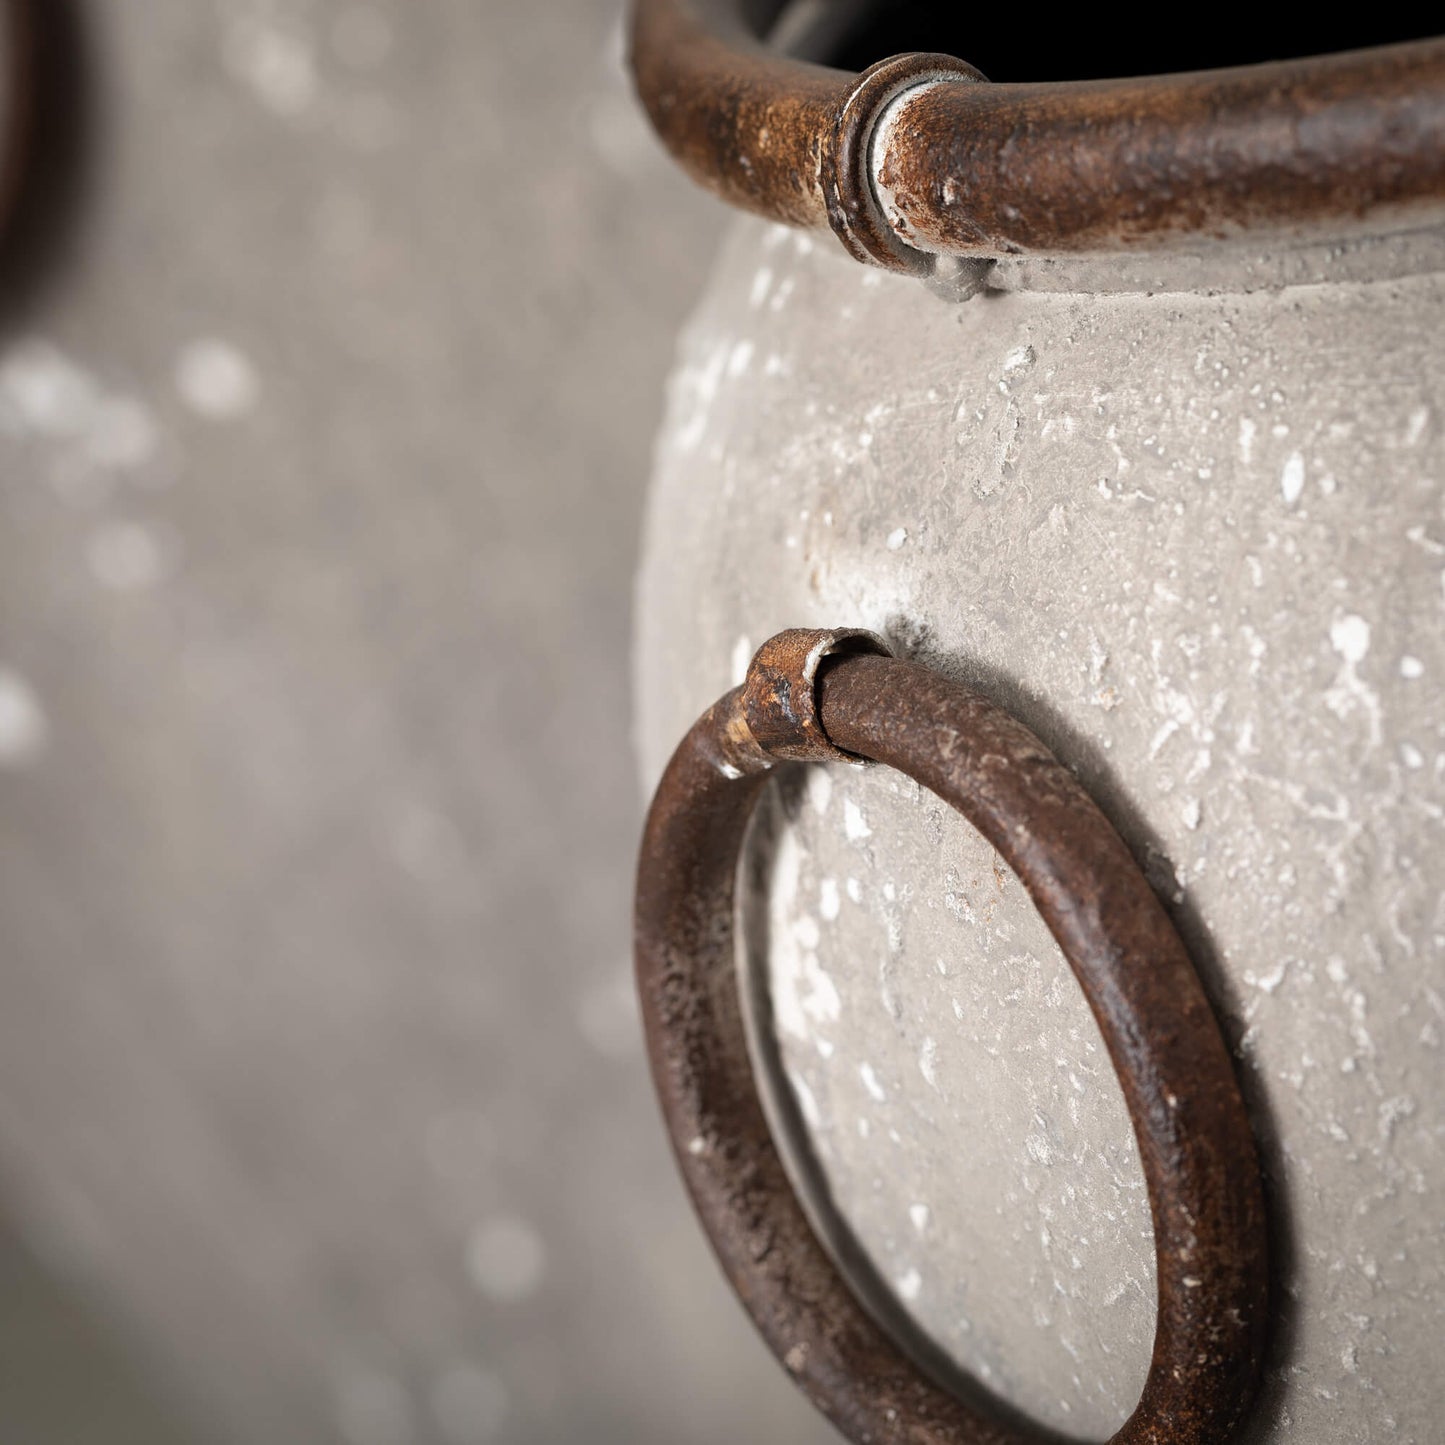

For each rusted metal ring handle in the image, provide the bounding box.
[631,0,1445,267]
[635,628,1268,1444]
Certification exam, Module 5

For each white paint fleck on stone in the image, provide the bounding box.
[797,953,841,1027]
[1237,415,1256,463]
[1181,797,1202,831]
[909,1203,931,1233]
[465,1217,546,1304]
[859,1062,886,1102]
[0,667,48,766]
[1330,613,1371,665]
[895,1267,923,1302]
[819,877,840,921]
[918,1036,941,1093]
[176,339,260,420]
[1281,450,1306,505]
[727,340,754,378]
[789,1069,821,1128]
[1024,1115,1058,1166]
[845,876,863,904]
[1404,405,1430,447]
[1248,961,1289,994]
[771,835,845,1042]
[886,526,908,551]
[1400,742,1424,770]
[807,767,832,816]
[749,267,773,308]
[844,798,871,841]
[1378,1095,1415,1140]
[1400,655,1424,679]
[1324,613,1382,746]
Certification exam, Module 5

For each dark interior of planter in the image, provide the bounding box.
[820,6,1439,83]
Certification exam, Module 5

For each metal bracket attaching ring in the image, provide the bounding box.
[634,627,1269,1445]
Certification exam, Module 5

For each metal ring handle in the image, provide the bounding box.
[631,0,1445,270]
[635,628,1269,1444]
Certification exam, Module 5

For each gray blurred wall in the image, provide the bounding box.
[0,3,838,1442]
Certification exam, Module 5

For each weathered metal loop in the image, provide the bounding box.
[822,52,984,274]
[635,628,1269,1444]
[630,0,1445,263]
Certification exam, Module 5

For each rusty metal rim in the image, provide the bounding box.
[631,0,1445,272]
[635,628,1269,1444]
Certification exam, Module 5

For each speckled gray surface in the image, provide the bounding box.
[0,5,841,1444]
[638,219,1445,1442]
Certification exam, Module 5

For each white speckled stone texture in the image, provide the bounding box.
[637,219,1445,1442]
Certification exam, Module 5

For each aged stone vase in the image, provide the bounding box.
[632,7,1445,1442]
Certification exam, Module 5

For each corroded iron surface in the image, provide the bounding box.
[630,0,1445,270]
[635,629,1269,1443]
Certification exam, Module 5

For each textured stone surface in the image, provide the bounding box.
[638,218,1445,1442]
[0,4,840,1444]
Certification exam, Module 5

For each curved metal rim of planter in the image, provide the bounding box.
[631,0,1445,273]
[634,629,1269,1445]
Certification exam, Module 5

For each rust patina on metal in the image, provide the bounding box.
[631,0,1445,272]
[635,629,1269,1444]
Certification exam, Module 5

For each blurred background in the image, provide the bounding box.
[0,1,838,1440]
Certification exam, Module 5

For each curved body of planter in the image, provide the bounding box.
[635,220,1445,1441]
